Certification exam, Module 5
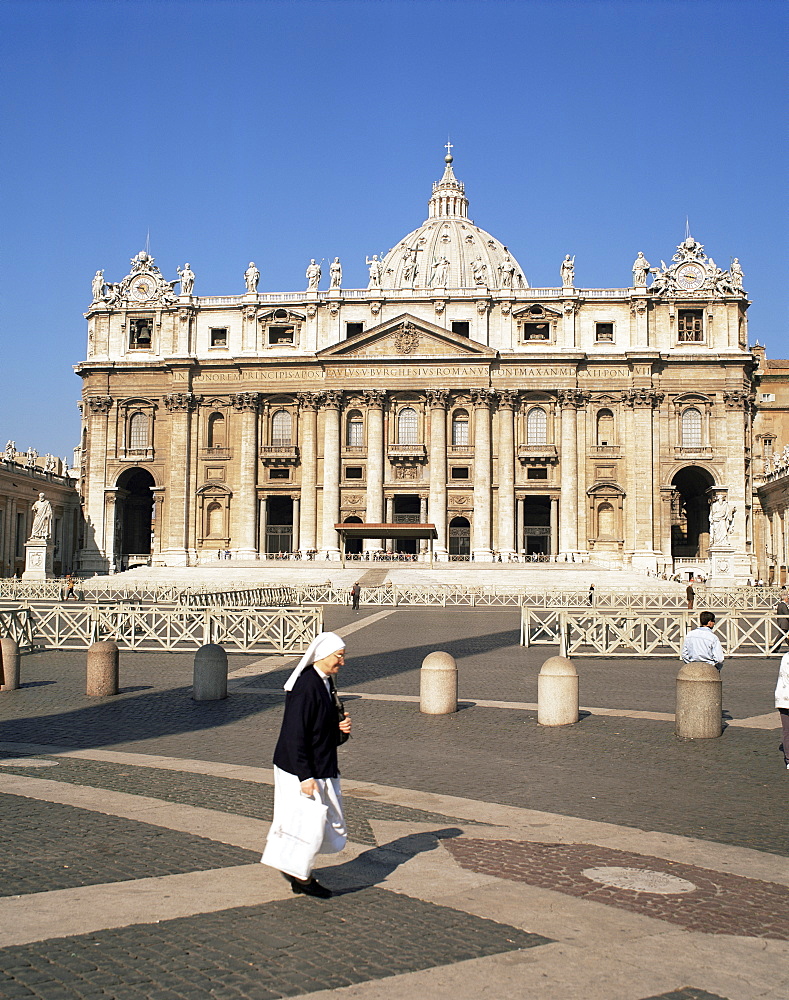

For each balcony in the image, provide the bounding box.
[517,444,558,464]
[260,445,299,464]
[448,444,473,456]
[589,445,621,458]
[673,446,713,459]
[388,444,427,461]
[119,447,154,463]
[342,445,366,457]
[199,447,231,461]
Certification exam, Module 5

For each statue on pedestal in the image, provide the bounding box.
[430,256,450,288]
[366,255,382,288]
[3,441,16,462]
[43,454,56,474]
[632,252,650,286]
[244,262,260,293]
[91,270,105,302]
[25,447,38,469]
[499,254,515,288]
[471,257,488,286]
[709,496,735,546]
[329,257,342,289]
[306,259,322,292]
[561,255,575,286]
[177,263,195,295]
[31,493,53,540]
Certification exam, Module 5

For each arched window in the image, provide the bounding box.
[346,410,364,447]
[598,502,615,538]
[271,409,292,447]
[207,501,223,538]
[526,407,547,446]
[129,412,148,450]
[681,407,702,448]
[452,409,469,447]
[596,409,614,446]
[207,412,225,448]
[398,407,418,445]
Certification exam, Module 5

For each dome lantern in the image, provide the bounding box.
[427,142,469,220]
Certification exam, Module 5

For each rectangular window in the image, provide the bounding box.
[761,393,775,402]
[268,326,294,345]
[269,468,290,480]
[764,439,775,457]
[129,318,153,349]
[210,328,228,348]
[527,468,548,480]
[595,323,614,342]
[678,310,703,342]
[451,321,470,338]
[450,466,470,480]
[345,322,364,338]
[345,466,363,480]
[523,322,549,341]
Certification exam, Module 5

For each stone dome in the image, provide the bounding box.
[377,150,528,292]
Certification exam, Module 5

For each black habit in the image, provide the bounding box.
[273,666,349,782]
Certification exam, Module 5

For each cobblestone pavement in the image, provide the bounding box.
[0,606,787,999]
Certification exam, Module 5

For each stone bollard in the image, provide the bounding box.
[193,643,228,701]
[538,655,579,726]
[86,640,119,696]
[0,637,21,691]
[420,651,457,714]
[675,661,722,738]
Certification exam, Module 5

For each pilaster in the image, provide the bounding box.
[231,391,261,559]
[297,393,320,556]
[320,390,342,560]
[426,389,449,560]
[496,390,518,556]
[471,389,495,561]
[163,392,201,565]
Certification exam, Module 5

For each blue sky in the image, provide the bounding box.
[1,0,786,458]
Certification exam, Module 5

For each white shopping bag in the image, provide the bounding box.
[261,793,329,881]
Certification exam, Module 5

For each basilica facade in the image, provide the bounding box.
[76,152,757,580]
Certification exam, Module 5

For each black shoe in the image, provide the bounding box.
[289,876,332,898]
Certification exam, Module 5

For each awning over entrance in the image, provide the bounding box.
[334,522,438,540]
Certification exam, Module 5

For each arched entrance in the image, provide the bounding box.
[343,516,363,556]
[670,467,715,558]
[115,468,155,568]
[449,516,470,559]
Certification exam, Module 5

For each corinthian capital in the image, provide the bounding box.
[723,389,754,411]
[497,389,520,409]
[621,388,663,408]
[558,388,590,409]
[297,392,322,411]
[86,395,113,414]
[323,390,343,409]
[424,389,450,409]
[163,392,202,412]
[362,389,387,408]
[470,388,496,409]
[231,391,261,412]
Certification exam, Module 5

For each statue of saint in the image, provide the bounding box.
[244,262,260,293]
[561,254,575,286]
[430,256,450,287]
[306,259,322,292]
[366,255,382,288]
[3,441,16,462]
[730,258,744,290]
[632,252,650,286]
[91,270,105,302]
[499,254,515,288]
[177,264,195,295]
[329,258,342,289]
[471,257,488,286]
[25,447,38,469]
[709,496,736,546]
[44,454,56,474]
[31,493,53,540]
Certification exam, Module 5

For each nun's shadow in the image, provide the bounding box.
[323,827,464,895]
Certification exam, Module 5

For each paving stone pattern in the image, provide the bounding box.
[0,756,488,848]
[0,890,551,1000]
[445,839,789,940]
[0,794,256,897]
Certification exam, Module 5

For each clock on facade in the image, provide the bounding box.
[130,274,157,301]
[676,263,705,291]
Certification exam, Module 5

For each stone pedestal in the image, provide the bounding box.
[22,539,54,580]
[707,546,735,587]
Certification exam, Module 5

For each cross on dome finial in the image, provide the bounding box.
[444,139,453,162]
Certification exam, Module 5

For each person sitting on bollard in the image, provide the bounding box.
[681,611,725,671]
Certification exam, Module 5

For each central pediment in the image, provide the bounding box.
[317,313,497,360]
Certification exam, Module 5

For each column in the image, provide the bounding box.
[516,497,523,556]
[550,496,559,556]
[163,393,200,566]
[364,390,386,554]
[259,497,268,558]
[83,396,113,573]
[623,388,662,566]
[297,393,320,556]
[385,496,394,553]
[558,390,580,555]
[471,389,494,561]
[419,494,428,556]
[497,391,517,557]
[104,492,118,571]
[320,390,342,560]
[426,390,449,560]
[291,495,300,553]
[231,392,260,560]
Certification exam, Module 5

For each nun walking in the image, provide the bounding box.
[266,631,352,898]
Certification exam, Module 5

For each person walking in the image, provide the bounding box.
[775,590,789,651]
[681,611,725,671]
[588,583,595,606]
[686,579,695,611]
[775,650,789,770]
[350,582,361,611]
[266,632,352,898]
[64,574,77,601]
